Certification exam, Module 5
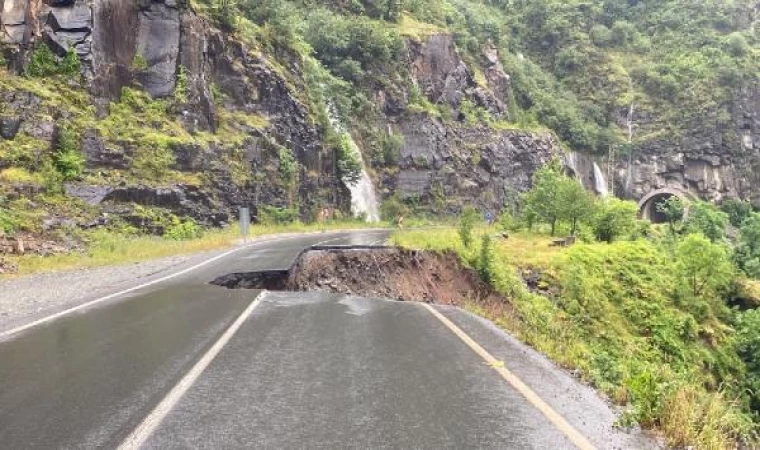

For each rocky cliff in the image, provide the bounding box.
[0,0,561,239]
[0,0,757,242]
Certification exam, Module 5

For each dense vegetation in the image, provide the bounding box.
[204,0,758,155]
[395,158,760,449]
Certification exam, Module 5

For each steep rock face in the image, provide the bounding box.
[556,81,760,207]
[598,81,760,206]
[369,33,552,214]
[386,114,557,213]
[408,33,508,119]
[0,5,563,232]
[0,0,337,226]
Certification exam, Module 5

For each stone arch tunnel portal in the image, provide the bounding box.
[638,188,696,224]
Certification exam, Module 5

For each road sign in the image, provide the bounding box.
[239,207,250,242]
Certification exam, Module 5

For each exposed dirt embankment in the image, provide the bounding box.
[211,247,508,307]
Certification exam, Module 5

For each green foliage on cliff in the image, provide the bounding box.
[218,0,757,156]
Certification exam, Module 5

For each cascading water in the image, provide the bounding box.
[592,162,609,197]
[326,105,380,222]
[564,151,585,188]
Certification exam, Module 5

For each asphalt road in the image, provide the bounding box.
[0,230,655,449]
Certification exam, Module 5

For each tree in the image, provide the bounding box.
[592,198,638,243]
[557,178,595,235]
[523,160,563,235]
[720,199,753,228]
[676,233,734,298]
[735,309,760,413]
[656,196,685,236]
[211,0,239,32]
[683,201,728,243]
[735,213,760,278]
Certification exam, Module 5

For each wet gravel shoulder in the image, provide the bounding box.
[0,247,234,335]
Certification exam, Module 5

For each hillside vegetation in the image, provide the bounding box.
[394,161,760,449]
[207,0,758,153]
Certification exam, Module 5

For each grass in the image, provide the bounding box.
[392,226,758,449]
[2,221,386,277]
[397,14,444,41]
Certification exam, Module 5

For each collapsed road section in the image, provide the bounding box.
[210,246,508,307]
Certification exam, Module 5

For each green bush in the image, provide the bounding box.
[336,133,363,184]
[721,199,754,228]
[27,45,80,78]
[277,147,298,186]
[736,309,760,416]
[53,126,85,181]
[736,213,760,279]
[380,195,409,222]
[259,205,299,225]
[458,206,479,248]
[684,202,729,243]
[657,196,686,235]
[164,217,203,240]
[210,0,240,31]
[477,233,496,284]
[592,198,638,243]
[0,207,17,235]
[27,45,59,78]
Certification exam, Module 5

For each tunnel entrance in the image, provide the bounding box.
[641,193,675,224]
[638,188,694,224]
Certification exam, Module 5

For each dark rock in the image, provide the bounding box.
[48,4,92,31]
[64,183,113,205]
[0,117,22,139]
[135,2,181,97]
[81,129,132,169]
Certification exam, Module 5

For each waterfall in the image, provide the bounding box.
[326,104,380,223]
[592,162,609,197]
[564,151,585,188]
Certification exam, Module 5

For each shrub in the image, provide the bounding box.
[477,233,496,284]
[27,45,59,78]
[60,48,81,78]
[657,196,686,235]
[736,309,760,416]
[458,206,479,248]
[590,24,612,47]
[684,202,729,243]
[210,0,239,32]
[726,32,750,57]
[53,126,84,181]
[259,205,299,225]
[336,133,363,184]
[0,207,17,235]
[277,147,298,186]
[131,53,149,71]
[164,217,203,240]
[676,233,734,300]
[380,195,409,222]
[735,213,760,278]
[721,199,754,228]
[592,198,638,243]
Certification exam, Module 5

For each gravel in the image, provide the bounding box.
[0,249,228,334]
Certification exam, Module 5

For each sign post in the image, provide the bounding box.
[239,207,250,243]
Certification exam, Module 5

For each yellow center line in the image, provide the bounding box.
[420,303,597,450]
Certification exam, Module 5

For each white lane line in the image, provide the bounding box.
[118,291,269,450]
[420,303,597,450]
[0,234,299,341]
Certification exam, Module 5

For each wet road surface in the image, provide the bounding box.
[0,230,655,449]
